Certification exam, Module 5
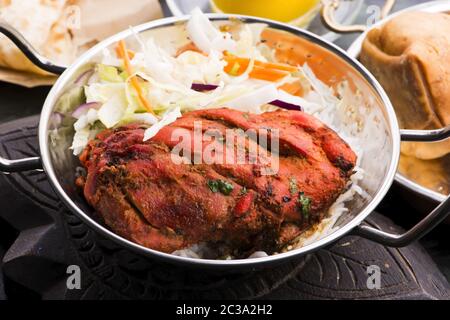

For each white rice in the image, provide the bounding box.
[172,63,374,260]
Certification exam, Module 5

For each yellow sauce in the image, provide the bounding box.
[211,0,320,25]
[398,153,450,195]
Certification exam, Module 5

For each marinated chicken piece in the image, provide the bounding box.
[78,108,356,256]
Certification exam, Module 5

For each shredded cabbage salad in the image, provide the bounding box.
[69,8,320,155]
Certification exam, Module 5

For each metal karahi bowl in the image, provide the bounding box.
[0,13,449,270]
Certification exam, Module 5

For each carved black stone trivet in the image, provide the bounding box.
[0,116,449,300]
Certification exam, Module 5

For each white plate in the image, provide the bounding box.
[165,0,363,42]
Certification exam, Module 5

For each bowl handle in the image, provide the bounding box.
[353,126,450,246]
[0,20,65,172]
[399,126,450,142]
[354,194,450,246]
[0,157,42,173]
[0,19,66,75]
[321,0,396,34]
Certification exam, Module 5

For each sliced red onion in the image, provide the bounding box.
[49,112,63,130]
[269,99,302,111]
[72,102,101,119]
[191,83,219,92]
[74,69,94,86]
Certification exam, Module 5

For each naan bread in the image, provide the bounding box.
[0,0,73,75]
[0,0,162,78]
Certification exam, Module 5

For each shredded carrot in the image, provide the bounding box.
[126,49,135,60]
[175,42,204,57]
[224,55,298,73]
[224,61,289,81]
[223,55,298,81]
[116,40,154,114]
[250,66,290,82]
[116,46,136,60]
[279,80,304,96]
[115,46,136,60]
[224,56,304,83]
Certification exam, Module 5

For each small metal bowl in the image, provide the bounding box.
[343,0,450,205]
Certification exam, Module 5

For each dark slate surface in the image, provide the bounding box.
[0,82,49,125]
[0,116,449,300]
[0,246,5,300]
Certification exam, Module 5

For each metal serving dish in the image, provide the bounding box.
[0,14,449,270]
[323,0,450,204]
